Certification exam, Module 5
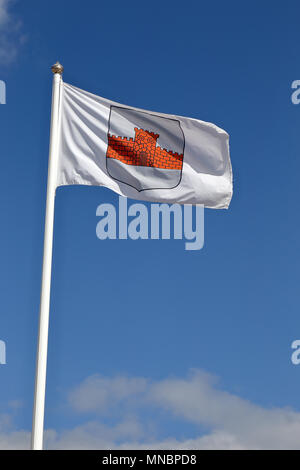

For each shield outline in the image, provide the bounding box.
[106,105,185,192]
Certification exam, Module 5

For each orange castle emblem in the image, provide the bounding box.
[107,127,184,170]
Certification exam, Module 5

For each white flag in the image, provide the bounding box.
[56,83,233,209]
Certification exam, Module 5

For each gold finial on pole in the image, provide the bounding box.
[51,61,64,75]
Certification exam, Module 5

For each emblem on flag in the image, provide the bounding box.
[106,106,185,191]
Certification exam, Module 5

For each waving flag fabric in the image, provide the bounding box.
[56,83,233,208]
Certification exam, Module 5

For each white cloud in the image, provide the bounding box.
[149,370,300,449]
[0,0,10,26]
[0,413,30,449]
[69,374,147,414]
[1,369,300,450]
[0,0,23,64]
[45,419,146,450]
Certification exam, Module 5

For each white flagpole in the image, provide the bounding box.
[31,62,64,450]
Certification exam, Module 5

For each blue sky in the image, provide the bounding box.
[0,0,300,449]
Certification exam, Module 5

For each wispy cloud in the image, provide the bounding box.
[0,0,10,26]
[69,375,148,415]
[0,0,24,65]
[1,369,300,449]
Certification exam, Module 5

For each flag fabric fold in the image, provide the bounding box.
[56,82,233,209]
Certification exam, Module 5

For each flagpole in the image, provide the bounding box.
[31,62,63,450]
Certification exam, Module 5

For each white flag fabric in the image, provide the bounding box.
[56,82,233,209]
